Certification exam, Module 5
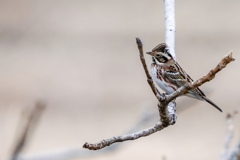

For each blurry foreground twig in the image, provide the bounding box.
[16,108,155,160]
[10,102,46,160]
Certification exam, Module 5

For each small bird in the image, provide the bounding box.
[146,43,222,112]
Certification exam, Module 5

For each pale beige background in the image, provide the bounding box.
[0,0,240,160]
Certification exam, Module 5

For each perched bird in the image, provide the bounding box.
[146,43,222,112]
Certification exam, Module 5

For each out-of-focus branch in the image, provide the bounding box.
[221,111,240,160]
[16,107,157,160]
[228,142,240,160]
[83,38,234,150]
[10,102,46,160]
[221,112,236,160]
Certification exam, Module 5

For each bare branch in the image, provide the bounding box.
[83,121,163,150]
[83,38,234,151]
[83,39,176,150]
[10,102,46,160]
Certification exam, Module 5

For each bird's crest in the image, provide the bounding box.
[152,43,167,52]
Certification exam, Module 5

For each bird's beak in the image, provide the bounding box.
[146,51,154,56]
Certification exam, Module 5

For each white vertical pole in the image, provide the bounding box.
[164,0,176,60]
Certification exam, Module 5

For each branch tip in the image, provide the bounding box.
[136,37,142,46]
[227,51,235,61]
[82,142,87,148]
[83,142,99,150]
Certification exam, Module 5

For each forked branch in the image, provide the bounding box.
[83,38,234,150]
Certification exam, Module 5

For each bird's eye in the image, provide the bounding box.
[159,57,165,63]
[156,55,168,63]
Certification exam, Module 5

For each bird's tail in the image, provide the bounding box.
[202,96,222,112]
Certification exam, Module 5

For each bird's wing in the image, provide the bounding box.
[163,71,188,87]
[164,62,222,112]
[164,62,206,97]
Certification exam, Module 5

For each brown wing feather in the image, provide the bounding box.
[164,62,206,97]
[164,61,222,112]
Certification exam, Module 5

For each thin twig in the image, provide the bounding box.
[136,37,162,100]
[10,102,46,160]
[83,121,165,150]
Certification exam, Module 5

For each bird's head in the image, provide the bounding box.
[146,43,173,64]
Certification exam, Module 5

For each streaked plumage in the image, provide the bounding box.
[146,43,222,112]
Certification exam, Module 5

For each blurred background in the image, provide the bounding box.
[0,0,240,160]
